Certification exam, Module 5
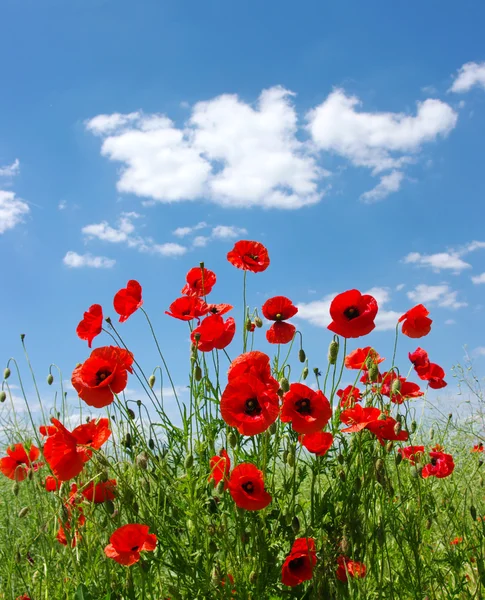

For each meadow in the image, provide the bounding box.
[1,240,484,600]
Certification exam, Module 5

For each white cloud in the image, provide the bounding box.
[148,243,187,257]
[58,200,67,210]
[0,190,30,234]
[407,284,467,310]
[360,170,404,203]
[472,272,485,285]
[82,213,138,243]
[173,221,207,237]
[211,225,248,239]
[445,319,456,325]
[63,251,116,269]
[450,62,485,93]
[466,241,485,253]
[0,159,20,177]
[472,347,485,358]
[403,251,471,273]
[396,283,405,291]
[85,111,141,135]
[193,235,209,247]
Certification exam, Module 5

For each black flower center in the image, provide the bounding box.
[431,458,438,466]
[96,369,111,385]
[295,398,311,415]
[242,481,254,493]
[131,545,139,552]
[245,398,262,416]
[344,306,360,320]
[289,556,305,571]
[275,313,283,321]
[248,254,259,261]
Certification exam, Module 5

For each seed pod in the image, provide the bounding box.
[184,453,194,470]
[410,421,417,433]
[328,341,339,364]
[302,367,309,380]
[298,349,306,363]
[122,433,132,449]
[279,377,290,393]
[395,453,403,466]
[287,449,295,467]
[249,571,257,584]
[255,317,263,328]
[368,363,379,382]
[0,391,5,403]
[148,374,156,388]
[448,413,453,420]
[394,422,402,435]
[391,378,401,396]
[228,432,237,448]
[471,505,477,521]
[4,368,11,380]
[193,365,202,382]
[291,516,300,534]
[12,481,19,496]
[386,441,394,453]
[127,409,135,420]
[47,374,54,385]
[18,506,30,519]
[339,470,346,482]
[268,422,277,435]
[313,367,321,376]
[429,427,434,440]
[136,452,149,470]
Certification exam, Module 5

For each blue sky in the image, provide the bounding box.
[1,0,485,424]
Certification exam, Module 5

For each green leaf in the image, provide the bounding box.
[75,583,92,600]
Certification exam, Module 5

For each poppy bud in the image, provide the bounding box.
[208,524,216,536]
[209,540,218,554]
[375,459,385,474]
[12,481,19,496]
[391,378,401,396]
[340,536,350,554]
[194,365,202,381]
[339,470,346,482]
[136,452,149,470]
[395,453,403,466]
[47,374,54,385]
[354,476,362,492]
[122,433,132,449]
[0,391,5,403]
[386,441,394,453]
[368,363,379,382]
[18,506,30,519]
[299,349,306,363]
[448,413,452,420]
[184,453,194,470]
[211,567,220,586]
[216,480,225,495]
[127,409,135,420]
[302,367,309,380]
[194,332,201,342]
[429,427,434,440]
[249,571,257,584]
[246,319,253,331]
[279,377,290,393]
[105,500,115,515]
[471,505,477,521]
[313,367,321,377]
[228,432,237,448]
[411,421,417,433]
[4,368,11,380]
[328,341,339,364]
[148,374,156,388]
[394,422,402,435]
[148,438,155,450]
[287,449,295,467]
[269,422,277,435]
[291,516,300,534]
[337,453,344,465]
[255,317,263,328]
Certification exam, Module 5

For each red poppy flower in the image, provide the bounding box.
[208,449,231,490]
[76,304,103,348]
[262,296,298,321]
[398,304,432,338]
[227,351,279,392]
[220,374,280,436]
[104,524,157,566]
[220,573,236,595]
[43,417,111,481]
[366,416,409,444]
[450,536,463,546]
[227,240,270,273]
[266,322,296,344]
[328,290,378,339]
[472,443,484,453]
[281,538,317,587]
[165,296,209,321]
[281,384,331,434]
[398,446,425,465]
[207,303,233,315]
[422,451,455,479]
[228,463,271,510]
[181,267,216,297]
[72,346,134,409]
[45,475,61,491]
[408,347,430,371]
[248,322,256,332]
[380,372,424,404]
[0,443,41,481]
[191,314,236,352]
[113,280,143,323]
[419,362,447,389]
[16,596,31,600]
[40,424,57,437]
[82,479,117,503]
[336,385,362,408]
[336,556,367,583]
[345,347,384,370]
[299,431,334,456]
[340,405,382,433]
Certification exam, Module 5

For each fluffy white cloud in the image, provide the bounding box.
[0,190,30,234]
[193,235,209,247]
[472,346,485,357]
[0,159,20,177]
[211,225,247,239]
[173,221,207,237]
[450,62,485,93]
[445,319,456,325]
[63,251,115,268]
[407,284,467,309]
[360,170,404,203]
[466,241,485,253]
[85,111,141,135]
[147,243,187,257]
[403,251,471,273]
[472,272,485,284]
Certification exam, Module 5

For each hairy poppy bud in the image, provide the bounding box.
[429,427,434,440]
[3,368,11,380]
[127,409,135,420]
[0,391,5,403]
[208,524,216,536]
[249,571,257,584]
[255,317,263,328]
[302,367,309,380]
[299,349,306,363]
[18,506,30,519]
[246,319,253,331]
[269,422,277,435]
[216,480,225,495]
[471,505,477,521]
[184,453,194,470]
[394,422,402,435]
[313,367,321,377]
[194,365,202,381]
[148,374,156,388]
[291,516,300,534]
[410,421,417,433]
[148,438,155,450]
[339,470,346,482]
[136,452,149,470]
[122,433,132,449]
[287,449,295,467]
[375,459,385,474]
[27,468,33,480]
[395,453,403,466]
[279,377,290,393]
[328,341,339,364]
[386,441,394,453]
[448,413,452,420]
[47,374,54,385]
[12,481,19,496]
[228,432,237,448]
[194,332,201,342]
[368,363,379,382]
[391,378,401,396]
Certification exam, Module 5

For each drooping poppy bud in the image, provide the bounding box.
[47,374,54,385]
[328,341,339,364]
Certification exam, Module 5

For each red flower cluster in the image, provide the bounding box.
[227,240,270,273]
[336,556,367,583]
[0,443,41,481]
[398,445,425,465]
[340,405,409,444]
[82,479,117,503]
[328,290,378,339]
[422,451,455,479]
[336,385,362,408]
[345,347,384,370]
[281,538,317,587]
[105,524,157,566]
[380,371,424,404]
[72,346,134,408]
[262,296,298,344]
[228,463,271,511]
[409,348,447,389]
[399,304,432,338]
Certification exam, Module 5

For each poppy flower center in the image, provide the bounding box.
[242,481,254,493]
[131,545,139,552]
[244,398,262,416]
[344,306,360,320]
[247,254,259,261]
[289,556,305,571]
[96,368,112,385]
[295,398,311,415]
[431,457,438,466]
[275,312,283,321]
